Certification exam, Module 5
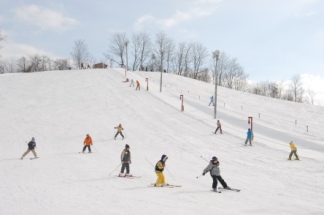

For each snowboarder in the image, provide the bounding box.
[21,137,38,159]
[82,134,93,153]
[119,144,131,176]
[288,141,299,160]
[114,124,124,140]
[214,120,223,134]
[202,156,231,192]
[154,155,168,186]
[135,80,140,90]
[129,79,135,87]
[244,128,253,146]
[209,95,214,106]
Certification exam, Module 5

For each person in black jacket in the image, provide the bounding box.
[119,144,131,176]
[21,137,38,159]
[154,154,168,186]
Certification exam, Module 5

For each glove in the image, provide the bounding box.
[202,172,205,176]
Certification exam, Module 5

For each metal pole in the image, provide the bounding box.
[125,40,129,76]
[160,51,163,92]
[213,50,220,119]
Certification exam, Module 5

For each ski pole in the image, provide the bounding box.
[165,166,176,182]
[145,158,154,167]
[200,156,209,162]
[108,163,121,175]
[196,174,203,179]
[92,145,97,152]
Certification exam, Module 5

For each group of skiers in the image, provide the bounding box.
[126,79,140,90]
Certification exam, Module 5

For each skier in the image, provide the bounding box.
[209,95,214,106]
[114,124,124,140]
[82,134,93,153]
[214,120,223,134]
[288,141,299,160]
[244,128,253,146]
[129,79,135,87]
[119,144,132,176]
[154,154,168,186]
[81,62,84,69]
[87,63,91,69]
[202,156,231,192]
[21,137,38,159]
[135,80,140,90]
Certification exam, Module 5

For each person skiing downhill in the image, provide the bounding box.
[214,120,223,134]
[129,79,135,87]
[82,134,93,153]
[154,155,168,186]
[209,95,214,106]
[119,144,132,176]
[135,80,140,90]
[288,141,299,160]
[202,156,231,192]
[244,128,253,146]
[114,124,124,140]
[21,137,38,159]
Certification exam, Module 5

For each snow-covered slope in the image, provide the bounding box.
[1,69,323,215]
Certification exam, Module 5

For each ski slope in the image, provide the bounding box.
[0,68,324,215]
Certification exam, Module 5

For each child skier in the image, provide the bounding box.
[202,156,231,192]
[214,120,223,134]
[244,128,253,146]
[209,95,214,106]
[288,141,299,160]
[154,155,168,186]
[82,134,93,153]
[21,137,38,159]
[135,80,140,90]
[129,79,135,87]
[114,124,124,140]
[119,144,132,176]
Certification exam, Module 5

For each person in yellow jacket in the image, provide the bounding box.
[288,141,299,160]
[82,134,93,153]
[114,124,124,140]
[154,155,168,186]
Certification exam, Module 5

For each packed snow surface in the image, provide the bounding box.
[1,68,324,215]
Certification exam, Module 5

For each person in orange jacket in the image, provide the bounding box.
[114,124,124,140]
[135,80,140,90]
[82,134,93,153]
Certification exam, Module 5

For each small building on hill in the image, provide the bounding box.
[93,63,108,69]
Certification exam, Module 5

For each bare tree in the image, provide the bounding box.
[305,87,316,105]
[70,39,90,69]
[17,56,28,73]
[191,42,208,79]
[174,42,187,75]
[53,59,69,70]
[183,44,192,77]
[290,74,304,102]
[28,54,42,72]
[131,32,151,71]
[154,31,171,71]
[0,29,6,51]
[106,32,128,67]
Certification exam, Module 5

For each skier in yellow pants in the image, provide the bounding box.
[154,155,168,186]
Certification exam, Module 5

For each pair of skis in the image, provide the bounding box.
[117,175,141,179]
[148,183,182,188]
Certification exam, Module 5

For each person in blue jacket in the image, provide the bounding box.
[209,95,214,106]
[244,128,253,146]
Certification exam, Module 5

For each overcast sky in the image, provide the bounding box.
[1,0,324,94]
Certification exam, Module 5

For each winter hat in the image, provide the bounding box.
[125,144,130,148]
[212,156,217,161]
[31,137,35,141]
[161,154,168,161]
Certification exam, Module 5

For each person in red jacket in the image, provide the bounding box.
[82,134,93,153]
